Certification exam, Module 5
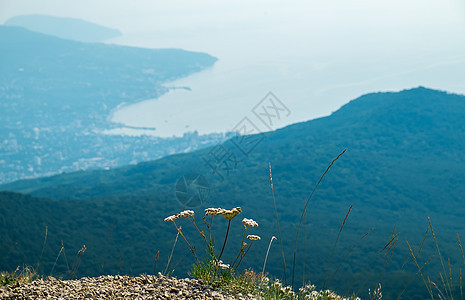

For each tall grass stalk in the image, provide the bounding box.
[368,235,398,297]
[458,233,465,300]
[173,220,199,263]
[61,243,70,275]
[36,225,48,272]
[402,226,429,270]
[268,162,287,284]
[428,217,454,298]
[69,245,86,279]
[406,240,434,299]
[328,227,373,289]
[152,250,160,274]
[394,226,431,299]
[459,269,463,300]
[344,229,399,296]
[291,148,347,288]
[323,203,353,289]
[50,241,65,275]
[353,231,398,298]
[458,233,465,268]
[100,220,115,273]
[164,231,180,275]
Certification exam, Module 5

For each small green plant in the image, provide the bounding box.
[164,206,363,299]
[162,150,386,299]
[0,272,16,286]
[164,207,261,287]
[0,266,38,287]
[226,269,361,300]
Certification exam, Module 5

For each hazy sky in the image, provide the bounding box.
[2,0,464,56]
[2,0,465,136]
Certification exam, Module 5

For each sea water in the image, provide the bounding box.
[106,22,465,138]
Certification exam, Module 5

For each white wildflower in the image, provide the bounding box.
[219,262,230,269]
[213,260,230,269]
[273,279,282,288]
[220,207,242,220]
[247,234,261,241]
[242,218,258,227]
[179,210,194,218]
[164,214,179,222]
[205,208,221,215]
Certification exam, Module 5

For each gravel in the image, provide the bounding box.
[0,273,258,299]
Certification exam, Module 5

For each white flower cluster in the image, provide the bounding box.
[304,290,361,300]
[247,234,261,241]
[204,207,242,220]
[260,278,357,300]
[213,259,230,269]
[242,218,258,228]
[299,284,316,294]
[263,279,296,297]
[164,215,178,222]
[164,210,195,222]
[179,210,194,218]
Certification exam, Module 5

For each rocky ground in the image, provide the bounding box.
[0,273,257,299]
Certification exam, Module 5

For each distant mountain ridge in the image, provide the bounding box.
[4,86,462,200]
[2,87,465,299]
[4,14,121,42]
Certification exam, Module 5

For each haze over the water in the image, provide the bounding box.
[2,0,465,137]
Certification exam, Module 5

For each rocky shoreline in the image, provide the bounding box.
[0,273,257,299]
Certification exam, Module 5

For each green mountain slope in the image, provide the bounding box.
[2,87,465,299]
[4,14,121,42]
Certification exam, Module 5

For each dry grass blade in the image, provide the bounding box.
[291,148,347,288]
[328,227,373,289]
[70,245,86,279]
[459,269,463,300]
[323,203,353,289]
[432,280,447,300]
[152,250,160,274]
[36,225,48,272]
[356,234,399,298]
[269,162,287,284]
[448,258,453,299]
[406,240,434,299]
[50,241,65,276]
[344,230,399,296]
[402,226,429,269]
[457,233,465,300]
[428,217,454,298]
[164,231,180,275]
[458,233,465,268]
[101,220,115,273]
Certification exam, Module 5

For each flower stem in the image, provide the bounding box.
[189,216,210,248]
[262,236,277,275]
[230,227,248,271]
[235,241,254,270]
[173,222,199,263]
[218,219,231,261]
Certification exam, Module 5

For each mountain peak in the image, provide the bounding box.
[330,86,464,122]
